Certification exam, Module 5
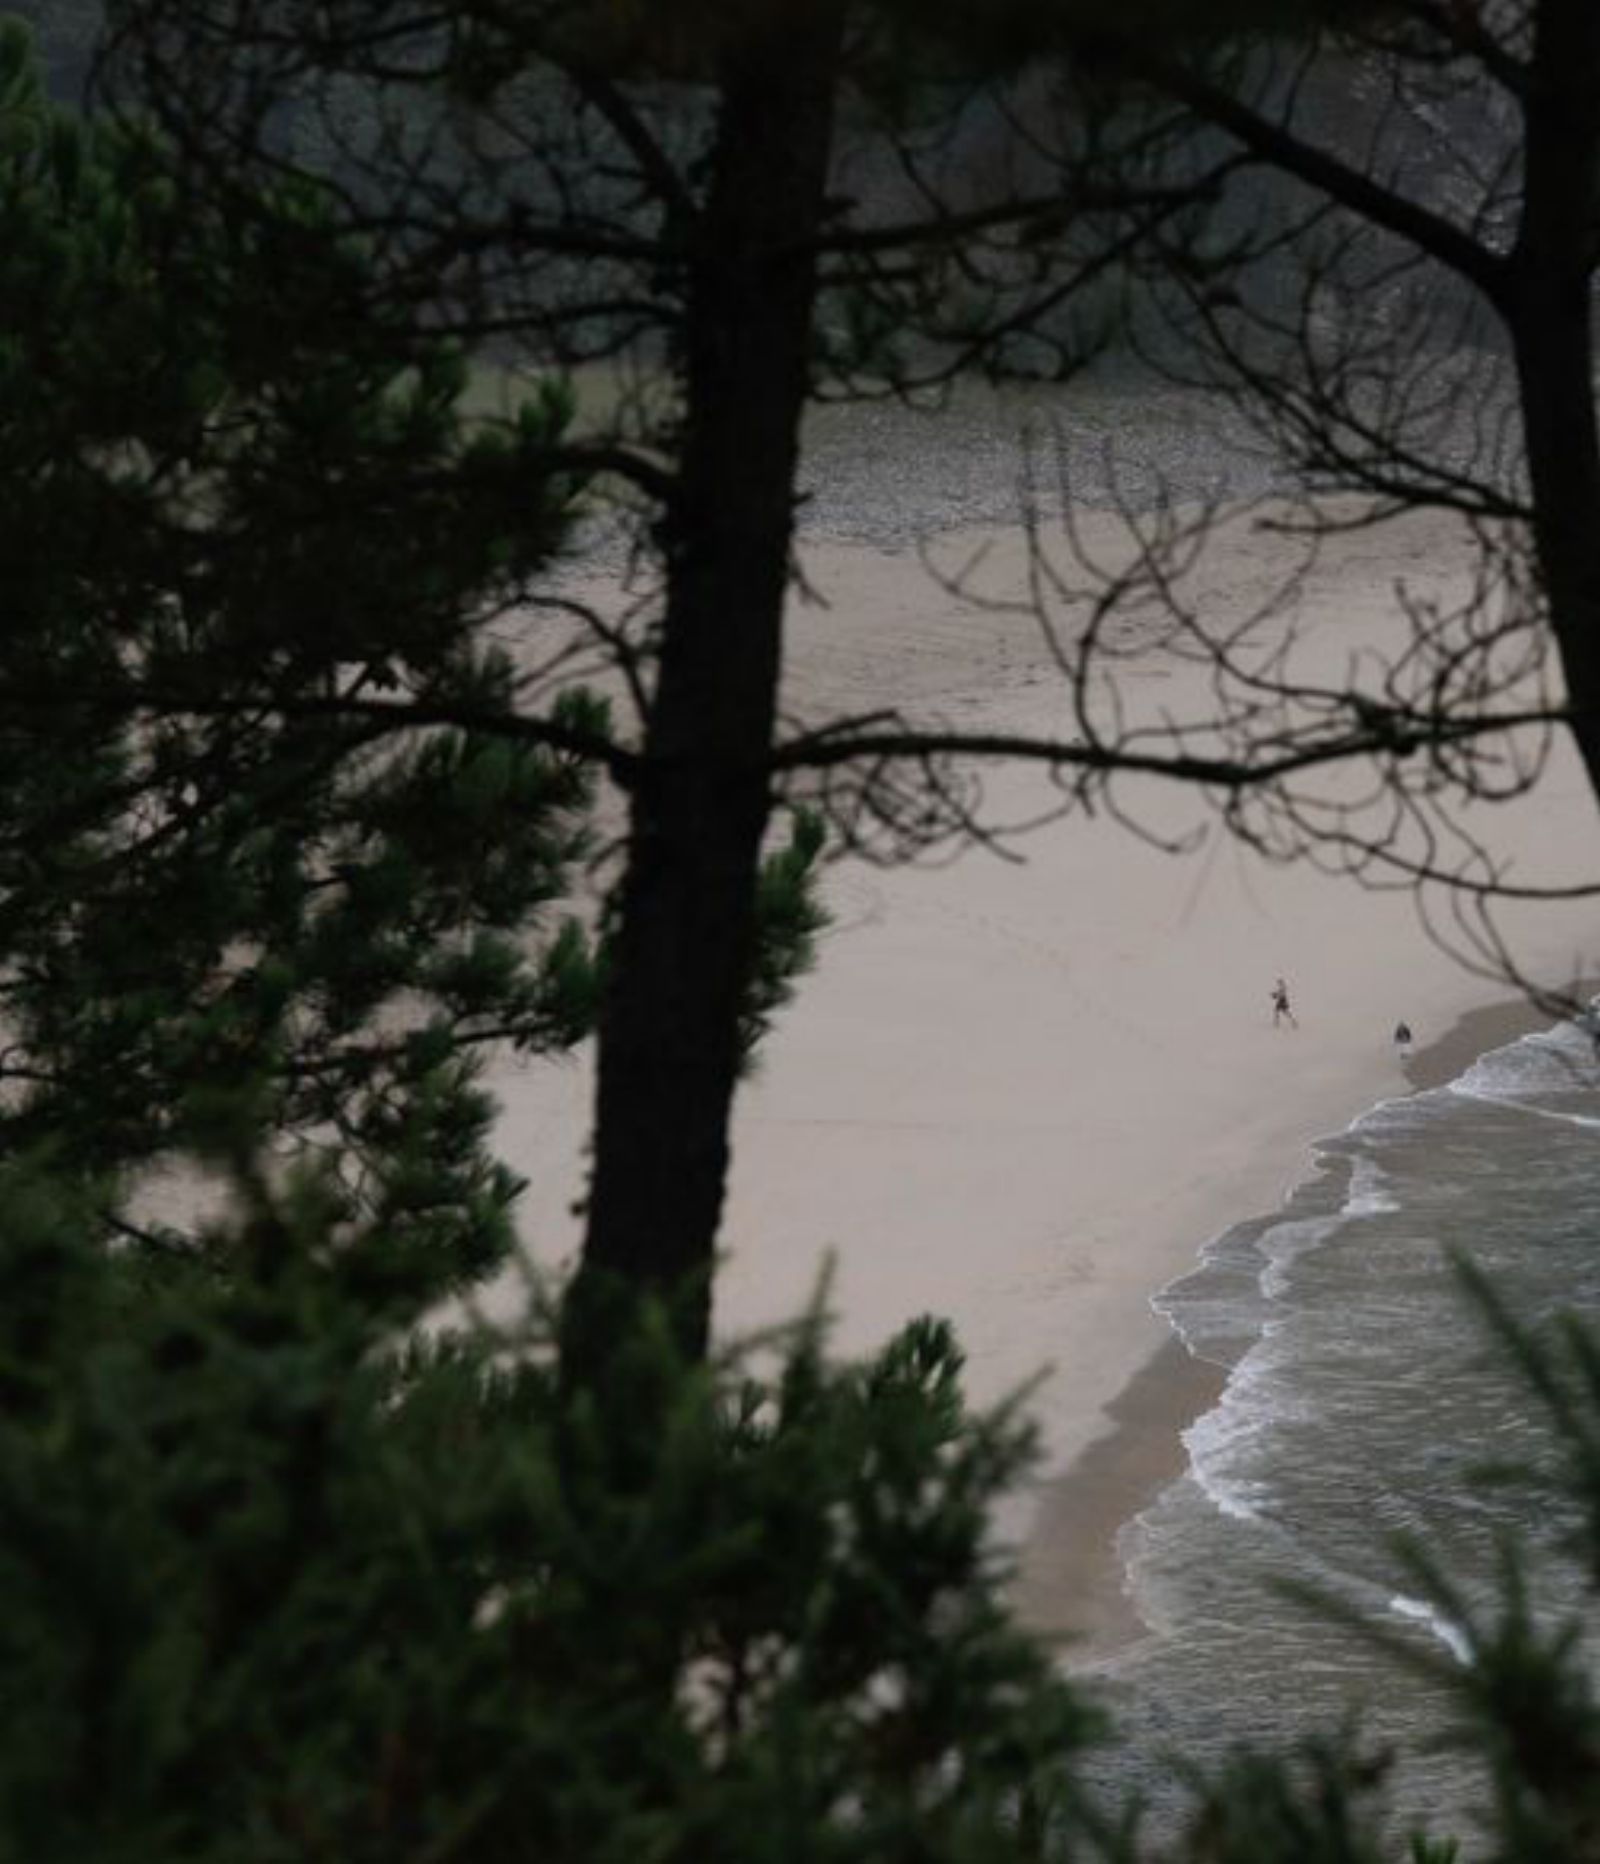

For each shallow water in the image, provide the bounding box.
[798,374,1267,546]
[1088,1019,1600,1846]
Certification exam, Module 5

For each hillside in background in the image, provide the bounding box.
[11,4,1509,387]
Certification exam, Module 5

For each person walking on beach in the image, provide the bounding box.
[1271,976,1297,1028]
[1394,1020,1413,1058]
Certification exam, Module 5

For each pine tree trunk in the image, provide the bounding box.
[1510,0,1600,798]
[567,1,846,1369]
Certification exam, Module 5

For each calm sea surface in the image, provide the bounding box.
[1084,1018,1600,1845]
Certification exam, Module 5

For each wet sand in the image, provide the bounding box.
[1014,990,1577,1666]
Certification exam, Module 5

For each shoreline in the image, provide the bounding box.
[1403,991,1586,1091]
[496,502,1600,1683]
[1017,990,1561,1669]
[1012,1339,1226,1666]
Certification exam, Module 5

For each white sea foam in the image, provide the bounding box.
[1388,1594,1472,1666]
[1260,1214,1342,1298]
[1181,1339,1301,1525]
[1345,1153,1400,1217]
[1151,1227,1269,1363]
[1513,1104,1600,1131]
[1436,1019,1600,1136]
[1454,1024,1581,1102]
[1110,1001,1600,1826]
[1454,1077,1600,1131]
[1153,1303,1238,1367]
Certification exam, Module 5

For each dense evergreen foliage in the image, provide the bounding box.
[0,17,599,1251]
[0,1146,1109,1862]
[0,8,1594,1859]
[0,18,831,1265]
[4,1137,1600,1860]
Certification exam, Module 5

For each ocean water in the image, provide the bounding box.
[1087,1016,1600,1846]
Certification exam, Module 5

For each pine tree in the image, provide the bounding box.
[0,1141,1103,1862]
[0,21,594,1271]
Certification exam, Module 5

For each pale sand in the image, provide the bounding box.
[491,500,1600,1650]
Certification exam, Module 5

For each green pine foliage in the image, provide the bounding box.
[0,1148,1105,1862]
[0,21,605,1266]
[3,14,1598,1863]
[0,21,830,1272]
[11,1130,1600,1862]
[744,806,830,1063]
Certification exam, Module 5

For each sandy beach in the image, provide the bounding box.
[494,492,1600,1656]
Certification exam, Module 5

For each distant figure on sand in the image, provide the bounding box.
[1271,977,1297,1028]
[1394,1020,1413,1058]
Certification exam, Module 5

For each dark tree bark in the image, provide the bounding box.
[77,0,1600,1375]
[567,0,849,1366]
[1507,0,1600,797]
[1071,0,1600,850]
